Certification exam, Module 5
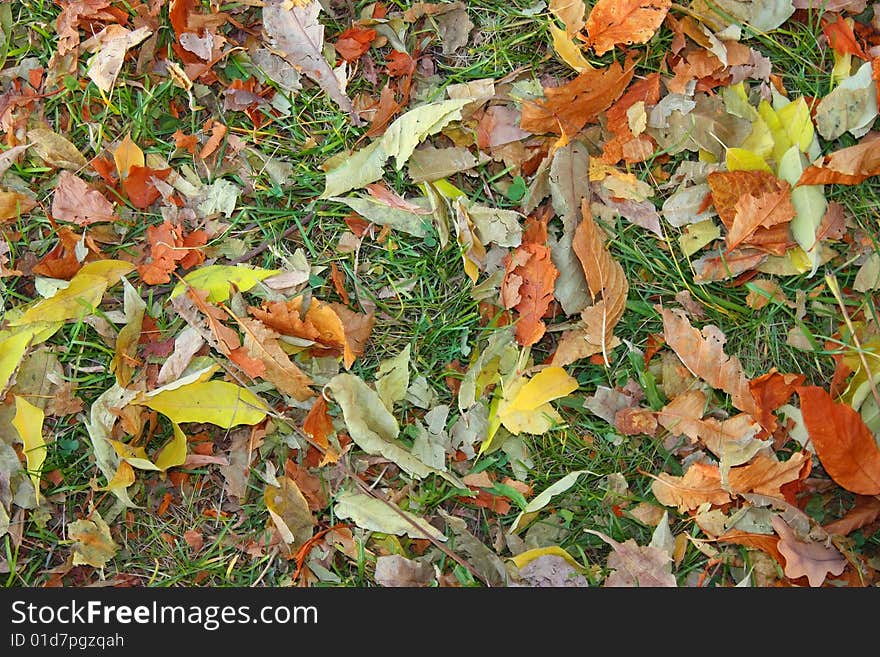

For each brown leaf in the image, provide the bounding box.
[771,515,847,587]
[707,170,792,253]
[822,495,880,536]
[692,247,769,283]
[303,395,334,451]
[726,186,796,252]
[52,171,118,225]
[584,0,671,56]
[334,26,377,62]
[0,190,36,223]
[520,58,635,136]
[651,461,732,512]
[32,227,84,279]
[657,390,761,445]
[797,386,880,494]
[265,476,315,550]
[614,407,658,436]
[571,199,628,360]
[584,529,676,587]
[238,316,314,401]
[797,131,880,186]
[374,554,435,587]
[285,459,328,511]
[500,242,559,346]
[658,306,759,418]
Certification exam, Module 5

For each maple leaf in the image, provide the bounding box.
[584,0,671,56]
[520,57,635,137]
[771,515,847,587]
[658,306,760,419]
[749,369,805,434]
[797,386,880,495]
[726,452,809,499]
[500,242,559,347]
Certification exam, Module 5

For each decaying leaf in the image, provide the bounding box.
[771,515,846,587]
[584,0,671,56]
[584,529,677,587]
[374,554,436,587]
[265,476,315,549]
[68,510,119,568]
[334,489,446,541]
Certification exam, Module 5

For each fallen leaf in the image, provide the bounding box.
[137,379,269,429]
[0,190,36,223]
[27,128,88,170]
[171,264,281,303]
[83,24,152,95]
[374,554,435,587]
[659,306,759,418]
[797,386,880,494]
[512,470,591,532]
[500,242,559,347]
[262,0,360,124]
[726,186,796,252]
[68,510,119,568]
[51,171,118,226]
[334,26,376,62]
[771,515,846,587]
[11,395,46,505]
[584,0,671,56]
[823,495,880,536]
[584,529,677,587]
[440,510,508,586]
[521,58,635,137]
[550,0,587,37]
[651,462,731,512]
[334,489,446,541]
[237,316,315,401]
[797,131,880,186]
[265,476,315,549]
[549,22,592,73]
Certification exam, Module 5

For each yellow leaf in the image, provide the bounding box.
[777,97,814,154]
[171,264,282,302]
[831,50,852,88]
[112,133,144,180]
[549,22,592,73]
[109,440,160,471]
[9,260,134,327]
[758,99,792,166]
[725,147,772,172]
[12,395,46,505]
[154,421,188,472]
[92,461,136,492]
[510,545,585,571]
[503,366,579,413]
[0,329,35,393]
[137,379,269,428]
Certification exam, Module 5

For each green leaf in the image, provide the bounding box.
[171,264,281,302]
[333,489,447,541]
[326,195,432,237]
[512,469,593,532]
[137,379,269,428]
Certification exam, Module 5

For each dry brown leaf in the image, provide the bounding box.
[657,390,761,446]
[771,515,846,587]
[238,316,314,401]
[726,187,796,252]
[822,495,880,536]
[550,0,587,37]
[798,131,880,186]
[584,0,671,56]
[658,306,759,419]
[571,199,628,362]
[584,529,676,587]
[727,452,808,498]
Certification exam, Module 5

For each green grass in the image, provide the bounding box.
[1,0,879,588]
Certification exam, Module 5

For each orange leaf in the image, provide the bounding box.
[821,14,867,60]
[122,166,171,209]
[385,50,415,77]
[303,395,334,450]
[138,220,185,285]
[32,227,85,279]
[601,73,660,165]
[749,369,805,434]
[584,0,671,56]
[822,495,880,537]
[716,529,784,566]
[726,186,796,252]
[334,26,377,62]
[726,452,809,499]
[707,170,792,253]
[500,242,559,346]
[520,57,635,136]
[659,306,759,418]
[797,132,880,186]
[650,461,731,512]
[797,386,880,495]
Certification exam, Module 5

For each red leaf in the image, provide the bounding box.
[749,369,806,433]
[335,26,377,62]
[123,166,171,209]
[797,386,880,495]
[821,14,867,60]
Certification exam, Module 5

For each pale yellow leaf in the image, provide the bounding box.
[171,265,282,302]
[137,379,269,428]
[12,395,46,505]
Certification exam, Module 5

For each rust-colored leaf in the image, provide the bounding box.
[0,190,36,223]
[122,166,171,209]
[584,0,671,56]
[726,452,809,499]
[659,306,759,418]
[500,242,559,347]
[797,385,880,495]
[749,369,805,434]
[520,57,635,136]
[601,73,660,165]
[334,26,377,62]
[726,186,796,253]
[797,132,880,186]
[821,14,867,59]
[303,395,334,450]
[707,170,792,253]
[32,227,85,279]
